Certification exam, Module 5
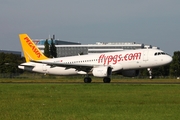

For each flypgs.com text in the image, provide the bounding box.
[98,52,141,65]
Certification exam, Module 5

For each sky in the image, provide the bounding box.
[0,0,180,55]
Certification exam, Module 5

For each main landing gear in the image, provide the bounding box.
[84,77,92,83]
[103,77,111,83]
[83,77,111,83]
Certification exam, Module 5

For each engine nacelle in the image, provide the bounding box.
[92,66,112,77]
[122,70,139,77]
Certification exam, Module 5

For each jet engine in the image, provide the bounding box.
[92,66,112,77]
[122,70,139,77]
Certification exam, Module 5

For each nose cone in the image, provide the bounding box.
[166,55,173,64]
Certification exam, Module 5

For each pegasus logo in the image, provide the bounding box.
[24,37,42,58]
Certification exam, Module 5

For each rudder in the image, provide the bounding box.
[19,34,48,62]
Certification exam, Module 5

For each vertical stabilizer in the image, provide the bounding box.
[19,34,48,62]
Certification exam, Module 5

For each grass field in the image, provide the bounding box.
[0,83,180,120]
[0,74,180,83]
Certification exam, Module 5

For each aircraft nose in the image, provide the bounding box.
[166,55,173,64]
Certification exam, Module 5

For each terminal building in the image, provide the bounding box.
[33,35,158,57]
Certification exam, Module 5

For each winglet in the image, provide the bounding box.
[19,34,48,62]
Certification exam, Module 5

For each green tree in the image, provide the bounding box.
[139,64,171,78]
[44,39,50,57]
[152,65,170,77]
[50,38,57,58]
[0,53,24,74]
[139,69,148,77]
[0,53,6,73]
[170,51,180,77]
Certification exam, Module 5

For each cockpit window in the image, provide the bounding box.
[161,52,165,55]
[154,52,168,56]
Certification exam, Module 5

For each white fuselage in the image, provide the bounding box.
[19,49,172,75]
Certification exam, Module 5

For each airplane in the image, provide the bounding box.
[18,34,172,83]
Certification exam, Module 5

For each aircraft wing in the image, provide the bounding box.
[30,60,98,72]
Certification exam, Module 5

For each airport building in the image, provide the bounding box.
[34,40,158,57]
[33,35,158,57]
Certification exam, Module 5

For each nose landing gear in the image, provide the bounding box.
[147,68,153,79]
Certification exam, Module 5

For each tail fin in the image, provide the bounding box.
[19,34,48,62]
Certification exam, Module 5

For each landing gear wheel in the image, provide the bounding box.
[149,75,153,79]
[84,77,92,83]
[103,77,111,83]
